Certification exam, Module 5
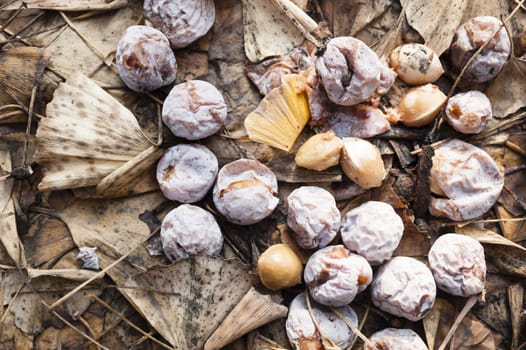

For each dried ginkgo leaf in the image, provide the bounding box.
[241,0,305,62]
[245,72,311,152]
[35,72,155,193]
[125,256,254,349]
[205,287,288,350]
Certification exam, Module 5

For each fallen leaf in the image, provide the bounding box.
[402,0,468,56]
[205,287,288,350]
[124,256,254,349]
[496,205,526,243]
[44,7,138,85]
[57,191,165,272]
[485,245,526,278]
[0,47,48,112]
[402,0,508,56]
[423,298,457,350]
[456,225,526,251]
[25,214,75,267]
[486,59,526,118]
[450,315,495,350]
[0,311,34,350]
[241,0,305,62]
[507,284,523,349]
[0,146,27,267]
[472,290,511,340]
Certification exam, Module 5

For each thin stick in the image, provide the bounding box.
[440,217,526,228]
[22,86,37,166]
[79,316,103,350]
[273,0,322,48]
[330,307,374,348]
[59,11,113,67]
[91,295,176,350]
[0,11,45,48]
[347,305,370,350]
[48,227,159,310]
[437,295,479,350]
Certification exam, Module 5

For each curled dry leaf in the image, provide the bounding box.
[35,72,157,196]
[242,0,305,62]
[125,256,254,349]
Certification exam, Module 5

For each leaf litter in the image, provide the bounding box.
[0,0,525,349]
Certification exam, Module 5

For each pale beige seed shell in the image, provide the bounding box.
[396,84,447,127]
[295,130,344,171]
[389,43,444,85]
[340,137,385,189]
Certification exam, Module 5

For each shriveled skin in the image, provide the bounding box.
[144,0,215,49]
[371,256,436,321]
[247,47,313,96]
[429,139,504,221]
[450,16,510,83]
[287,186,340,249]
[156,144,218,203]
[364,328,428,350]
[315,37,395,106]
[160,204,223,261]
[428,234,486,296]
[162,80,227,140]
[444,91,492,134]
[213,159,278,225]
[307,73,390,138]
[340,201,404,265]
[304,245,372,307]
[116,25,177,92]
[286,293,358,350]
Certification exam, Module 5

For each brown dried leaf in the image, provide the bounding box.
[508,284,523,349]
[124,256,254,349]
[242,0,305,62]
[319,0,391,40]
[0,147,27,267]
[0,47,48,110]
[496,205,526,242]
[57,191,165,272]
[485,245,526,278]
[45,7,138,85]
[423,298,457,350]
[456,225,526,252]
[1,0,127,11]
[486,59,526,118]
[401,0,508,56]
[25,214,75,267]
[0,312,33,350]
[472,290,511,341]
[450,315,495,350]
